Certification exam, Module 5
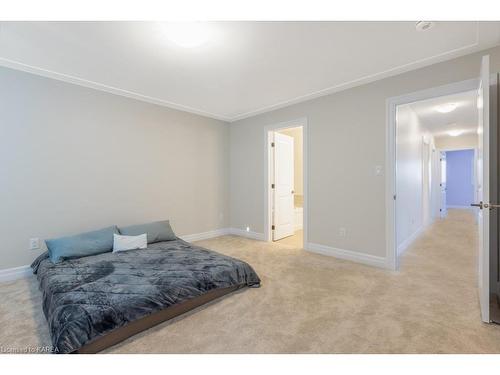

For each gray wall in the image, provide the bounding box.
[230,45,500,260]
[0,67,230,269]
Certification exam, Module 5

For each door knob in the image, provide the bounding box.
[487,203,500,209]
[471,202,500,209]
[291,190,295,194]
[471,202,485,209]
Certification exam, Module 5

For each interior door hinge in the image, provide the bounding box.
[393,194,396,200]
[271,142,275,147]
[271,183,275,189]
[271,225,275,230]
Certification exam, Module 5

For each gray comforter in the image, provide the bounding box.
[31,239,260,353]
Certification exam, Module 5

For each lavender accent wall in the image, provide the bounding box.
[446,149,475,207]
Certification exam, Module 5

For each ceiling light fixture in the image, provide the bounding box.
[435,103,458,113]
[415,21,435,32]
[163,22,211,48]
[448,130,464,137]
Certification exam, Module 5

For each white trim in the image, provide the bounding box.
[386,78,479,271]
[0,228,264,284]
[397,226,424,256]
[0,58,231,122]
[228,228,265,241]
[0,265,32,283]
[180,228,231,242]
[438,146,477,152]
[306,242,389,269]
[264,118,308,247]
[230,27,485,122]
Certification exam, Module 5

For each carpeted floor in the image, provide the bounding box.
[275,229,303,247]
[1,208,500,353]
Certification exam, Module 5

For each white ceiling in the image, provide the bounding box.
[409,90,478,137]
[1,21,499,122]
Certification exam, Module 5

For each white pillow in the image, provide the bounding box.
[113,233,147,253]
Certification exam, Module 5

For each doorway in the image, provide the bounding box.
[393,88,479,258]
[387,78,480,268]
[387,57,498,324]
[264,118,308,248]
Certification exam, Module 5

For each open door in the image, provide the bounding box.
[474,55,490,323]
[440,151,447,218]
[272,132,295,241]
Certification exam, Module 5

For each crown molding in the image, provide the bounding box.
[0,57,232,122]
[1,22,497,124]
[230,41,491,122]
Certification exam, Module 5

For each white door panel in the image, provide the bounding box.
[273,132,295,240]
[440,152,447,218]
[477,55,490,323]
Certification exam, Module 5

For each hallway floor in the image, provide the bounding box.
[275,229,303,247]
[1,208,500,353]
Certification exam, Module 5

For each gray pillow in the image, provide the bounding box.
[45,226,119,263]
[118,220,176,244]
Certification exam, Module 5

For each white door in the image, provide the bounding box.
[431,146,441,220]
[440,152,447,218]
[476,55,490,323]
[273,132,295,240]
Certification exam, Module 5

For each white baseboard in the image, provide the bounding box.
[306,242,388,269]
[180,228,230,242]
[229,228,265,241]
[181,228,265,242]
[0,227,268,284]
[397,226,424,256]
[0,265,32,283]
[0,228,266,284]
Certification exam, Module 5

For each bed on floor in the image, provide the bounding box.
[31,238,260,354]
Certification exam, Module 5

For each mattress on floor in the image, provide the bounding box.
[31,238,261,354]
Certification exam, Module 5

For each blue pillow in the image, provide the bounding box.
[45,226,119,263]
[118,220,176,244]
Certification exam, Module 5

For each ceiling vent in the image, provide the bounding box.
[415,21,435,32]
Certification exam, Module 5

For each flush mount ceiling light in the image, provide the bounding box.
[163,22,211,48]
[435,102,458,113]
[415,21,435,32]
[448,129,464,137]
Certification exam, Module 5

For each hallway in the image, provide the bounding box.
[400,208,478,286]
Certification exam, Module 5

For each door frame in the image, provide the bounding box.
[264,117,308,247]
[386,78,478,270]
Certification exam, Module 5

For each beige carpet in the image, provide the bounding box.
[275,229,303,247]
[1,208,500,353]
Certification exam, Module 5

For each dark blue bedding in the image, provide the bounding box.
[31,239,260,353]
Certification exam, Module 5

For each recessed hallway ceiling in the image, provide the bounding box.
[409,90,478,137]
[1,21,499,121]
